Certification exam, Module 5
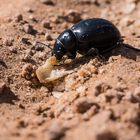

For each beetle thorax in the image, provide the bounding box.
[58,29,77,51]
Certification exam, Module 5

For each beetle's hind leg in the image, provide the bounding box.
[85,47,105,60]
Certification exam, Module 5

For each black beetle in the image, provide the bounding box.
[37,18,140,60]
[53,18,122,60]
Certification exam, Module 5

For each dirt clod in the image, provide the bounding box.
[21,63,35,80]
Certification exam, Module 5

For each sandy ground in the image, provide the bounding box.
[0,0,140,140]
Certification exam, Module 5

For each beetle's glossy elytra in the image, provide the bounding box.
[53,18,122,60]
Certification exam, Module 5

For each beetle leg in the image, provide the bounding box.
[85,48,105,60]
[67,50,76,59]
[85,47,99,56]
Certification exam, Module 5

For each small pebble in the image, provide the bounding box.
[42,20,51,29]
[76,86,87,94]
[133,20,140,28]
[0,80,6,95]
[122,2,136,14]
[50,16,61,24]
[21,54,32,62]
[23,24,34,34]
[45,32,53,41]
[29,15,37,22]
[3,38,13,46]
[32,41,45,51]
[17,119,28,128]
[52,91,64,99]
[14,13,23,22]
[21,38,31,45]
[24,7,34,13]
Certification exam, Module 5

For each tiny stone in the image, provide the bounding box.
[14,13,23,22]
[65,9,82,23]
[29,15,37,22]
[76,86,87,94]
[0,80,6,95]
[45,32,53,41]
[24,7,34,13]
[52,91,64,99]
[50,16,60,24]
[21,54,32,62]
[23,24,34,34]
[42,20,51,29]
[32,41,45,51]
[21,38,31,45]
[99,68,106,74]
[122,3,136,14]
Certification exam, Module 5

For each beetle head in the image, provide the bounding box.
[53,29,77,60]
[53,39,66,60]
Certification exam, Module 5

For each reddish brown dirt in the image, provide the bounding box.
[1,0,140,140]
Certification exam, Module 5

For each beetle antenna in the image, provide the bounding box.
[35,41,53,51]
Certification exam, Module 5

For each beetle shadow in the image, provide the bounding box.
[0,87,18,104]
[62,43,140,70]
[105,43,140,60]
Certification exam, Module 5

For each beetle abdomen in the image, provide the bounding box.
[71,18,121,54]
